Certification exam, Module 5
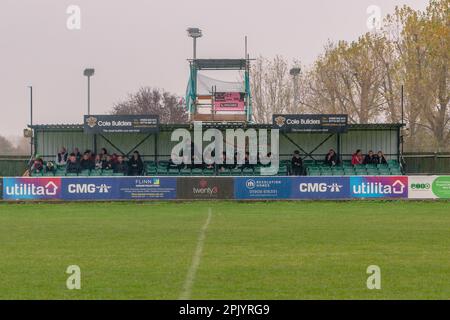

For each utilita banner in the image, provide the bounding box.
[83,114,159,133]
[2,176,450,201]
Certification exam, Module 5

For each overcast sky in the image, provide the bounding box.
[0,0,429,138]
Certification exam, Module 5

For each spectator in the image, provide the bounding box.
[351,149,364,165]
[99,148,108,158]
[113,155,128,174]
[66,153,81,174]
[30,155,44,174]
[291,150,303,176]
[102,155,114,170]
[45,161,56,174]
[80,152,94,170]
[376,151,388,165]
[72,148,82,161]
[363,150,378,165]
[56,147,68,165]
[324,149,339,167]
[94,154,103,170]
[128,151,144,175]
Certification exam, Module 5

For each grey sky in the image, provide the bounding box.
[0,0,428,137]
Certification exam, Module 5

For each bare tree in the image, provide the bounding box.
[112,87,188,124]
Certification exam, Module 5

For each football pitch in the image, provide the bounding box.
[0,201,448,300]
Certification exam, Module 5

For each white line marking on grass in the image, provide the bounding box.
[179,208,212,300]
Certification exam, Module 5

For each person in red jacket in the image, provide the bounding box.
[351,149,364,165]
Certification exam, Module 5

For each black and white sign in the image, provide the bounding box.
[83,115,159,133]
[273,114,348,133]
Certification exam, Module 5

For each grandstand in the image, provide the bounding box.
[27,123,403,177]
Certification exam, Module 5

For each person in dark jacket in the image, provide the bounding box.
[324,149,339,167]
[113,155,128,174]
[80,152,94,170]
[30,155,44,174]
[291,150,303,176]
[363,150,378,165]
[102,154,114,170]
[66,153,81,174]
[376,151,388,165]
[128,151,144,176]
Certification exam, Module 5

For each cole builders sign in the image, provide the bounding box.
[83,115,159,133]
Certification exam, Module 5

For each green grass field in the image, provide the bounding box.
[0,201,448,300]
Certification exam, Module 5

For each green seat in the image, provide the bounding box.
[43,171,55,176]
[90,169,102,176]
[146,167,157,175]
[203,169,215,176]
[80,169,90,176]
[31,172,43,177]
[242,167,254,176]
[168,168,179,175]
[179,168,191,175]
[231,168,242,176]
[65,172,78,177]
[191,168,203,175]
[113,172,125,176]
[218,168,231,176]
[101,170,113,176]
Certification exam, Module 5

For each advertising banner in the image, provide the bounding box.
[291,177,350,199]
[234,177,292,200]
[273,114,348,133]
[0,178,3,200]
[408,176,450,199]
[2,177,62,200]
[214,92,245,111]
[83,115,159,133]
[177,177,234,200]
[119,177,177,200]
[350,176,408,198]
[62,177,120,200]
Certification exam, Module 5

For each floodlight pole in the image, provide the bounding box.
[28,86,33,157]
[84,68,95,115]
[290,67,301,109]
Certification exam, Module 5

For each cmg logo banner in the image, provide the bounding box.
[62,177,119,200]
[3,177,62,200]
[291,177,350,199]
[350,176,408,198]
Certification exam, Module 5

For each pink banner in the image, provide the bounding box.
[214,92,245,111]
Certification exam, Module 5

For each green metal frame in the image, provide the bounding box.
[185,59,253,122]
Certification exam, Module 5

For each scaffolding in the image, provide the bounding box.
[185,58,253,123]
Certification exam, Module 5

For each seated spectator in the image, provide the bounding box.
[56,147,68,165]
[99,148,108,158]
[363,150,378,165]
[324,149,339,167]
[94,154,103,170]
[376,151,388,165]
[113,155,128,174]
[66,153,81,174]
[102,155,114,170]
[72,148,82,161]
[128,151,144,176]
[291,150,303,176]
[351,149,364,165]
[45,161,56,173]
[30,155,44,174]
[80,152,94,170]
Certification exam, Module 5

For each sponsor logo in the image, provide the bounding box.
[274,116,286,127]
[3,178,61,199]
[432,176,450,198]
[193,179,219,195]
[245,179,256,189]
[292,177,349,199]
[299,182,343,193]
[135,178,160,187]
[350,177,408,198]
[86,116,97,128]
[67,183,111,194]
